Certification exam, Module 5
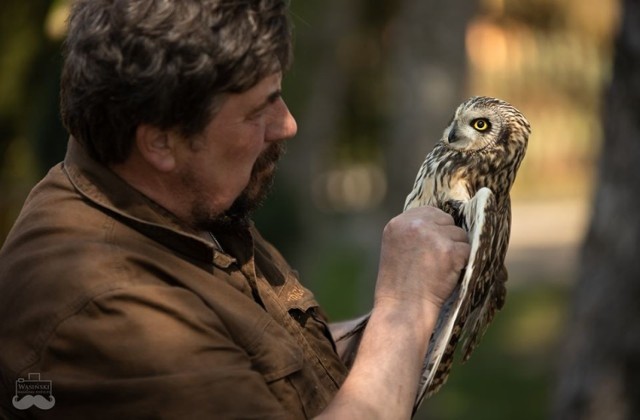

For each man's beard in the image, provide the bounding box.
[190,142,285,232]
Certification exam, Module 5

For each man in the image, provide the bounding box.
[0,0,470,418]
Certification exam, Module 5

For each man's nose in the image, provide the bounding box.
[266,99,297,142]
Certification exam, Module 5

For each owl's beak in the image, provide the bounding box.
[447,124,459,143]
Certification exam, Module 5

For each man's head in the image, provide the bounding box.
[61,0,292,165]
[60,0,297,230]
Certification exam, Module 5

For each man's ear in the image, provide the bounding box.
[134,124,176,172]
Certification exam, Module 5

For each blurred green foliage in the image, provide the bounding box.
[0,0,66,236]
[422,283,569,420]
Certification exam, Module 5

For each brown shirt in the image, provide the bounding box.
[0,140,348,419]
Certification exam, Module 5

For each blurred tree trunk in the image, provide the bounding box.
[553,1,640,419]
[276,0,359,279]
[386,5,475,417]
[272,0,475,319]
[385,0,476,214]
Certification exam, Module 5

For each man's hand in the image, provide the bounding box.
[317,207,470,419]
[375,206,470,317]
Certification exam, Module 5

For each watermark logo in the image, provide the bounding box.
[12,373,55,410]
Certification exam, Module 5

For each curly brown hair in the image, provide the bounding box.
[60,0,292,165]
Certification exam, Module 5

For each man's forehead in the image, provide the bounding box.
[222,72,283,111]
[244,72,283,99]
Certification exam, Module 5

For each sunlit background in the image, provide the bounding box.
[0,0,624,419]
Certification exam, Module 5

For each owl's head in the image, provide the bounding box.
[442,96,530,156]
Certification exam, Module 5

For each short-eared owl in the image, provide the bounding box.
[334,96,530,414]
[406,96,530,411]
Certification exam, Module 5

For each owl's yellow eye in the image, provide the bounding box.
[472,118,490,132]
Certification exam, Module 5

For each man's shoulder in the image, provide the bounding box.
[0,166,173,373]
[0,163,134,292]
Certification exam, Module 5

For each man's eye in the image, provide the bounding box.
[247,109,266,121]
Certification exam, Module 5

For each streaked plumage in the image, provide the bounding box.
[406,96,530,411]
[334,96,530,414]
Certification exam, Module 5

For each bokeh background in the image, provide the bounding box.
[1,0,637,419]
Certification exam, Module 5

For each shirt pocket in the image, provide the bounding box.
[247,314,304,382]
[246,314,309,418]
[280,270,348,387]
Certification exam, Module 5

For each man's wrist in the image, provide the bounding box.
[370,296,440,345]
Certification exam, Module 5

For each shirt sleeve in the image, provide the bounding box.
[34,284,293,420]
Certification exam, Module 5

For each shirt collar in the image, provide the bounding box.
[62,138,236,269]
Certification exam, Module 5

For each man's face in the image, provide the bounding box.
[176,72,297,231]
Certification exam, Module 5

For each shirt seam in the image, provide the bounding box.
[13,280,139,379]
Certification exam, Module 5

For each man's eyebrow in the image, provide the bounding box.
[248,89,282,115]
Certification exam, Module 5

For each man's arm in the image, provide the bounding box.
[319,206,470,419]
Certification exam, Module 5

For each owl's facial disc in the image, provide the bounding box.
[443,110,499,153]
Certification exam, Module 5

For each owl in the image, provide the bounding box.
[406,96,530,411]
[333,96,530,414]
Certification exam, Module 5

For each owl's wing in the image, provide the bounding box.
[459,190,508,361]
[412,187,498,412]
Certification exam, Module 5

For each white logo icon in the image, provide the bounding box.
[12,373,56,410]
